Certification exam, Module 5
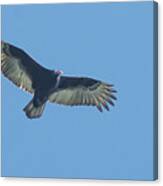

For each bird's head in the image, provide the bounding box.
[54,70,64,76]
[54,70,63,84]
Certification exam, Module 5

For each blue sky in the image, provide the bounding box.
[1,1,156,180]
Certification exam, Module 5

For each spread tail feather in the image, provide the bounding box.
[23,99,46,119]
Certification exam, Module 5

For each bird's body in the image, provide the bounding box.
[1,41,117,119]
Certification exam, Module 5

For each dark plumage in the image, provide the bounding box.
[1,41,117,119]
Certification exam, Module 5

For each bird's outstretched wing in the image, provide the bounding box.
[48,76,117,112]
[1,41,48,93]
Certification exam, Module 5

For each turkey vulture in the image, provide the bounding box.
[1,41,117,119]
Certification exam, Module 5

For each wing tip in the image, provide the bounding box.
[101,102,110,111]
[96,105,103,112]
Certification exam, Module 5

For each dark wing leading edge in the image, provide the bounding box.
[48,76,117,112]
[1,41,48,93]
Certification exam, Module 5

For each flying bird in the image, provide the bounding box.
[1,41,117,119]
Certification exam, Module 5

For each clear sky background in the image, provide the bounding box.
[1,1,156,180]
